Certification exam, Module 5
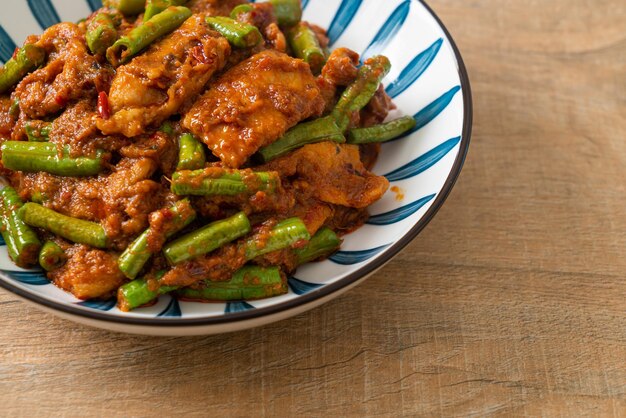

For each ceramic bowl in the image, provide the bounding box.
[0,0,472,336]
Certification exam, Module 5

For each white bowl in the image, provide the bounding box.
[0,0,472,336]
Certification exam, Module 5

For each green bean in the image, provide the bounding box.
[24,121,51,142]
[177,133,206,171]
[38,241,66,271]
[286,22,326,74]
[103,0,145,15]
[164,212,251,265]
[1,141,104,177]
[19,203,108,249]
[118,199,197,279]
[86,11,122,55]
[159,121,175,135]
[270,0,302,27]
[230,4,254,19]
[171,168,280,197]
[256,116,344,163]
[117,271,178,311]
[294,227,341,265]
[144,0,189,21]
[205,16,263,49]
[0,187,41,267]
[176,266,287,301]
[244,217,310,260]
[9,99,19,118]
[332,55,392,132]
[0,44,46,94]
[347,116,417,144]
[107,6,192,66]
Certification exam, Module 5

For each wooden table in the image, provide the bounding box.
[1,1,625,416]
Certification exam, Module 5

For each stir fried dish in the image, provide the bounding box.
[0,0,417,312]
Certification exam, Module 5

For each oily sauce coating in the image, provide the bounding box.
[188,0,249,16]
[0,97,16,138]
[183,50,325,168]
[97,15,231,137]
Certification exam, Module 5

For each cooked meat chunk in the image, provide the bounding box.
[318,47,360,113]
[15,23,112,120]
[183,50,325,167]
[97,15,231,137]
[48,244,125,300]
[322,48,360,87]
[262,142,389,208]
[188,0,248,16]
[14,158,164,248]
[48,101,100,154]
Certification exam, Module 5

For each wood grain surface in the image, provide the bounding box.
[1,1,625,416]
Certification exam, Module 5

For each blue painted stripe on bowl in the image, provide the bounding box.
[386,38,442,98]
[157,297,181,317]
[225,301,255,313]
[289,276,323,295]
[28,0,61,30]
[327,0,363,47]
[3,270,49,285]
[361,0,410,61]
[412,85,461,131]
[384,136,461,182]
[85,0,102,12]
[391,86,461,143]
[77,298,116,311]
[329,244,390,265]
[367,194,436,226]
[0,25,17,64]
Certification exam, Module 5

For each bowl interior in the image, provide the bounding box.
[0,0,471,326]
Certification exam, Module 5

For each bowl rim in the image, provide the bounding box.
[0,0,473,327]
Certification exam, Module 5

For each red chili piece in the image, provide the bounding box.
[98,91,110,120]
[190,45,209,64]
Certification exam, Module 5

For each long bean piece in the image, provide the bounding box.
[144,0,189,21]
[164,212,251,265]
[118,199,197,279]
[107,6,192,66]
[117,271,178,311]
[332,55,392,132]
[294,227,341,265]
[244,217,310,260]
[205,17,262,49]
[270,0,302,27]
[0,44,46,94]
[256,116,344,163]
[1,141,104,177]
[347,116,417,144]
[24,121,51,142]
[86,11,122,55]
[19,203,108,249]
[38,241,66,271]
[176,266,287,301]
[286,22,326,74]
[230,4,254,19]
[176,133,206,171]
[0,187,41,267]
[103,0,145,16]
[171,168,280,196]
